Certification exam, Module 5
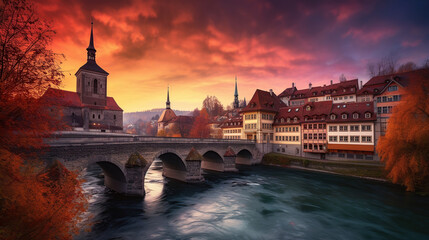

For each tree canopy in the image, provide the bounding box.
[376,72,429,192]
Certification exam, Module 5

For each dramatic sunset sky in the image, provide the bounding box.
[36,0,429,112]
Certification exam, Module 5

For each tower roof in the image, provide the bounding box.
[234,75,238,96]
[87,20,96,52]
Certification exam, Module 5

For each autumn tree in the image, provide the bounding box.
[0,0,87,239]
[189,108,210,138]
[376,72,429,192]
[202,95,224,117]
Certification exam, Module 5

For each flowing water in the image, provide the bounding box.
[76,163,429,240]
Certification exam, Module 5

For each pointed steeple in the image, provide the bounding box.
[234,75,238,97]
[233,75,239,109]
[87,19,96,62]
[166,86,171,109]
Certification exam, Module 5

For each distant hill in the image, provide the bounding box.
[124,109,192,125]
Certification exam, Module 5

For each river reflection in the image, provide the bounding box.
[77,164,429,240]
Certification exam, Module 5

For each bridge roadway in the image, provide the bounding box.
[43,131,260,196]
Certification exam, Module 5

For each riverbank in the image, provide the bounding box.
[261,152,388,181]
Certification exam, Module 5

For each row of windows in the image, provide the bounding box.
[262,114,274,120]
[275,126,299,132]
[333,95,354,101]
[303,133,326,140]
[276,117,299,123]
[275,135,299,142]
[330,112,371,120]
[329,125,372,132]
[387,85,398,92]
[224,122,241,127]
[377,106,393,114]
[329,136,372,142]
[303,123,326,130]
[303,144,324,151]
[262,123,273,129]
[376,95,401,103]
[245,123,257,129]
[224,129,241,134]
[224,136,240,139]
[245,114,257,120]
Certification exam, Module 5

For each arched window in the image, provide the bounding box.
[353,113,359,119]
[342,114,347,119]
[93,79,98,94]
[365,112,371,118]
[330,114,336,120]
[293,117,298,122]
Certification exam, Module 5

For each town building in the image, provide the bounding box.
[157,87,194,137]
[219,117,243,139]
[40,21,123,132]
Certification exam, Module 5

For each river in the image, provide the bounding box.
[76,162,429,240]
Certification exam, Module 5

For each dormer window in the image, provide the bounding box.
[365,113,371,118]
[343,89,346,92]
[293,117,298,122]
[353,113,359,119]
[342,114,347,119]
[287,118,291,123]
[304,117,308,121]
[330,114,336,120]
[306,105,311,111]
[281,118,284,123]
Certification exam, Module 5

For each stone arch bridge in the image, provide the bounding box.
[43,132,260,196]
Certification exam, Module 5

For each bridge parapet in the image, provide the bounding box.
[46,131,255,146]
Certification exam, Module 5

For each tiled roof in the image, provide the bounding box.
[219,117,243,128]
[158,108,177,123]
[362,68,429,95]
[76,61,109,75]
[281,79,358,99]
[328,102,376,123]
[241,89,286,113]
[40,88,122,111]
[278,87,296,98]
[302,101,333,117]
[273,106,304,125]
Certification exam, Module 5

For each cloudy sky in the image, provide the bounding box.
[36,0,429,112]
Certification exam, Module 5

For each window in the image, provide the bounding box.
[309,134,313,139]
[350,125,359,131]
[329,126,337,131]
[309,124,313,129]
[339,136,348,142]
[93,79,98,94]
[329,136,338,142]
[318,133,323,140]
[304,134,307,139]
[365,113,371,118]
[350,136,360,142]
[313,124,317,129]
[114,115,116,120]
[342,114,347,119]
[304,144,308,150]
[330,114,336,120]
[339,125,348,131]
[92,114,95,119]
[353,113,359,119]
[318,124,323,129]
[362,125,372,131]
[388,85,398,92]
[293,117,298,122]
[362,136,372,142]
[306,105,311,111]
[304,124,307,129]
[377,107,382,114]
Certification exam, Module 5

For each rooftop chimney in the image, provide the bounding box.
[309,83,312,89]
[359,81,363,90]
[330,80,333,85]
[269,89,273,96]
[292,82,295,88]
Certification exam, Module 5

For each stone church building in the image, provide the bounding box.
[40,22,123,132]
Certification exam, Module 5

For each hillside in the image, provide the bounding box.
[124,109,192,125]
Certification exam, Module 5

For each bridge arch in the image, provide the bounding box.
[236,148,254,165]
[154,149,188,182]
[201,150,225,172]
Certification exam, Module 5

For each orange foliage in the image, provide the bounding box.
[0,0,88,238]
[376,73,429,192]
[0,151,88,240]
[189,108,210,138]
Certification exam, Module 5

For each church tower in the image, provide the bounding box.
[233,75,239,109]
[75,20,109,106]
[166,86,171,109]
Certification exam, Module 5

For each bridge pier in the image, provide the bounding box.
[184,148,204,182]
[124,153,148,196]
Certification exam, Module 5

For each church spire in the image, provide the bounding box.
[87,19,96,62]
[166,86,171,109]
[233,75,239,109]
